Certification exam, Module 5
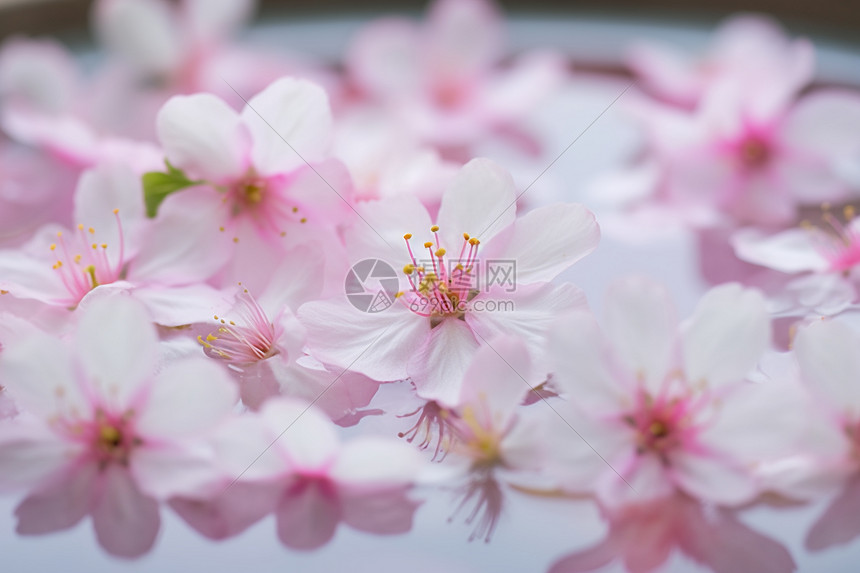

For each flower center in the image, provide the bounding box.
[49,209,126,306]
[399,226,480,322]
[222,172,307,241]
[624,392,695,460]
[455,404,505,469]
[63,408,140,468]
[738,136,771,169]
[803,204,860,272]
[198,286,281,364]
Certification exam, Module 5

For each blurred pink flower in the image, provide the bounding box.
[346,0,564,154]
[0,297,238,557]
[629,15,813,109]
[299,158,599,404]
[189,397,423,549]
[732,202,860,316]
[548,278,778,506]
[549,493,795,573]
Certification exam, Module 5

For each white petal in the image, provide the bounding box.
[0,331,85,420]
[211,414,289,481]
[484,203,600,284]
[73,164,146,257]
[136,358,238,439]
[330,437,422,488]
[131,444,221,499]
[548,312,629,414]
[436,158,518,247]
[156,93,248,181]
[682,284,770,388]
[466,282,588,365]
[670,450,758,506]
[131,283,232,327]
[298,298,430,383]
[604,276,678,393]
[260,398,340,471]
[343,194,433,265]
[794,319,860,417]
[457,336,532,423]
[407,317,480,405]
[731,228,830,273]
[129,186,232,284]
[0,421,77,490]
[241,77,333,176]
[76,295,158,406]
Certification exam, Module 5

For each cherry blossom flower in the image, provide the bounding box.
[629,14,813,109]
[732,203,860,316]
[299,158,599,404]
[549,493,795,573]
[154,76,354,274]
[602,85,860,230]
[0,296,239,557]
[175,397,423,549]
[346,0,564,155]
[196,247,379,422]
[433,336,564,541]
[548,277,776,506]
[0,163,231,325]
[93,0,294,101]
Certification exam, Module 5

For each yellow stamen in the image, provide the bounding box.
[430,225,439,232]
[463,233,470,240]
[435,248,446,257]
[403,264,415,274]
[85,265,99,287]
[403,233,412,240]
[423,241,433,248]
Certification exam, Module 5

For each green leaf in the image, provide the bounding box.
[142,160,202,218]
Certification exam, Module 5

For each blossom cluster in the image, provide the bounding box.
[0,1,859,571]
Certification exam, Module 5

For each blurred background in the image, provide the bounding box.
[2,0,859,43]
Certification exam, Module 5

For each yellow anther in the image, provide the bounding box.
[403,264,415,274]
[113,208,119,215]
[78,224,84,231]
[435,248,446,257]
[219,226,225,232]
[85,265,98,287]
[463,233,470,240]
[280,231,286,237]
[430,225,439,232]
[395,291,404,299]
[91,243,98,249]
[300,217,307,223]
[213,315,219,320]
[292,206,299,213]
[423,241,433,248]
[845,205,856,220]
[74,254,82,263]
[403,233,413,240]
[469,237,479,245]
[233,237,239,243]
[206,334,218,342]
[99,425,120,444]
[56,231,62,238]
[197,335,211,348]
[101,244,107,249]
[50,243,56,251]
[88,227,95,234]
